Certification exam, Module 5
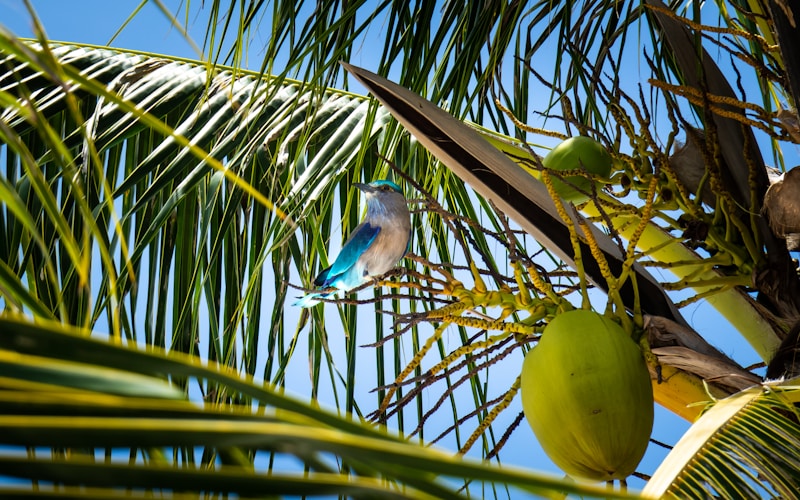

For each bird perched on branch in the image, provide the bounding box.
[294,179,411,307]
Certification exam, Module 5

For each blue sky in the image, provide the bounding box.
[1,1,201,59]
[4,0,788,494]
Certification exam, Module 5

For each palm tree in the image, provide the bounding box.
[0,0,798,498]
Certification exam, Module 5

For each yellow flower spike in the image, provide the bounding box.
[459,375,521,455]
[511,262,533,307]
[541,170,571,225]
[441,278,464,296]
[458,294,475,309]
[439,315,537,336]
[638,333,661,380]
[625,174,659,260]
[498,305,515,322]
[521,302,551,325]
[661,273,752,292]
[378,280,421,291]
[376,322,448,418]
[483,290,503,307]
[426,300,471,320]
[530,303,546,321]
[627,273,645,330]
[576,218,634,332]
[523,262,555,298]
[643,251,735,275]
[576,219,615,284]
[541,170,591,308]
[449,285,467,300]
[515,293,532,311]
[494,99,567,140]
[495,287,519,315]
[648,80,779,135]
[469,261,488,294]
[522,258,569,310]
[428,332,512,377]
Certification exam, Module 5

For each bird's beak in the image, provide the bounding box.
[353,182,372,193]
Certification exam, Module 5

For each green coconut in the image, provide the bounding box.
[520,309,654,481]
[542,136,613,203]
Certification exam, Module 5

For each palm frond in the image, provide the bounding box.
[0,39,384,345]
[644,379,800,499]
[0,315,632,500]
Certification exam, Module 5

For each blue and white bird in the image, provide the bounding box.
[294,179,411,307]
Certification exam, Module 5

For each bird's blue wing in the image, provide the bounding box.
[319,222,381,287]
[313,265,332,287]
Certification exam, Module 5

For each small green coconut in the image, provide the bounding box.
[542,136,613,203]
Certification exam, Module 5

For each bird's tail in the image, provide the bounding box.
[292,293,322,308]
[293,288,339,308]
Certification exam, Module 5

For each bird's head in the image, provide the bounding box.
[354,179,403,195]
[354,179,408,216]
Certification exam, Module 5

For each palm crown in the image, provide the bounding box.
[0,1,799,498]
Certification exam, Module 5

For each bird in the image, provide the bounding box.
[762,166,800,251]
[293,179,411,307]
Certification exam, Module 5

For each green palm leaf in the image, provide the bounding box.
[0,315,629,500]
[644,380,800,499]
